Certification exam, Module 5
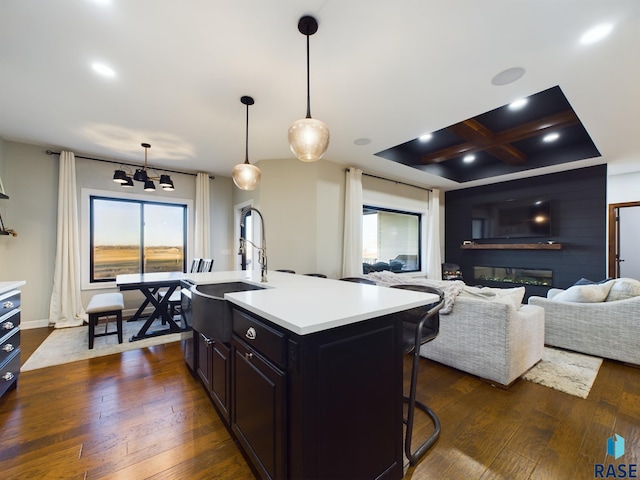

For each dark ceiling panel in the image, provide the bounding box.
[374,85,601,183]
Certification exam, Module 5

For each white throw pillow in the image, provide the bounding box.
[460,285,525,310]
[552,281,614,303]
[605,278,640,302]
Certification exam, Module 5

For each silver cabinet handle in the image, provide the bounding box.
[3,301,14,309]
[2,344,14,353]
[244,352,253,360]
[2,322,14,330]
[2,372,14,381]
[246,327,256,340]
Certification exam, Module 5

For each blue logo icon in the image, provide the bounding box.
[607,434,625,460]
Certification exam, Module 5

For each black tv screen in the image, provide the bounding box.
[471,197,551,240]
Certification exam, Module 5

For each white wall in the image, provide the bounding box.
[608,171,640,204]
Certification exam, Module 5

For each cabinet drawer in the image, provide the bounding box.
[0,309,20,339]
[0,349,20,398]
[0,290,20,318]
[0,329,19,365]
[232,308,286,368]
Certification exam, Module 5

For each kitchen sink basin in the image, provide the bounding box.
[191,282,265,342]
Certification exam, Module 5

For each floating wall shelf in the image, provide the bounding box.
[461,243,563,250]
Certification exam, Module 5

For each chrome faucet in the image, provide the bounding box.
[239,206,268,282]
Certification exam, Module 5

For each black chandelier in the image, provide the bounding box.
[112,143,174,191]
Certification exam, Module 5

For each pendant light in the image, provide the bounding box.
[288,15,330,163]
[232,96,261,190]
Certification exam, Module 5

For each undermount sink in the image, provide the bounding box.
[191,282,265,342]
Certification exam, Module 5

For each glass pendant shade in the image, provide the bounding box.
[288,117,330,162]
[232,161,261,191]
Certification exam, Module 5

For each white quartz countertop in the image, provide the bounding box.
[0,281,26,296]
[184,270,437,335]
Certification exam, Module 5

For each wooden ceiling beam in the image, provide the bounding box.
[419,109,579,166]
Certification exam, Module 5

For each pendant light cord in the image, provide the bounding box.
[306,32,311,119]
[245,102,250,164]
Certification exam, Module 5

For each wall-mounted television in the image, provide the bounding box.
[471,197,551,240]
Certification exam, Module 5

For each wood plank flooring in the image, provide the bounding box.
[2,328,639,479]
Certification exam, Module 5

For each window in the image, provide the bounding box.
[362,206,421,272]
[90,196,187,282]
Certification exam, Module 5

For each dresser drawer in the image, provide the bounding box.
[0,309,20,339]
[232,308,286,368]
[0,290,20,318]
[0,329,19,366]
[0,349,20,398]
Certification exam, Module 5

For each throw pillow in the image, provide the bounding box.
[459,285,525,310]
[605,278,640,302]
[552,281,615,303]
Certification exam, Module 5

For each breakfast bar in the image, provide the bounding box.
[182,270,438,480]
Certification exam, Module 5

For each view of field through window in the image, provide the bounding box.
[92,198,186,280]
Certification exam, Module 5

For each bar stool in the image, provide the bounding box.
[304,273,327,278]
[390,284,444,465]
[86,292,124,349]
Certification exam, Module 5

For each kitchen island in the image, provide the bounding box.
[182,271,438,480]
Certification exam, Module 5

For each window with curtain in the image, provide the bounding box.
[89,195,187,282]
[362,205,422,273]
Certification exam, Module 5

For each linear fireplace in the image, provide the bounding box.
[474,266,553,286]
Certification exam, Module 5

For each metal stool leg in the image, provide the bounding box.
[404,344,441,465]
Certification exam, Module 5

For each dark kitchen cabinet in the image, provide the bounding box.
[197,331,231,424]
[0,288,21,399]
[232,335,286,480]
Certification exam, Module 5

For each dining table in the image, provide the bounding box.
[116,271,188,342]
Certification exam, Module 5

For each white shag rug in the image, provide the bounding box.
[21,319,186,372]
[523,347,603,399]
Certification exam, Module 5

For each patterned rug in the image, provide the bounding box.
[21,319,186,372]
[523,347,603,399]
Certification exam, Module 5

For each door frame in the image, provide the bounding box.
[608,201,640,278]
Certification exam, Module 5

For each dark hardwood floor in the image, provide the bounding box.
[1,327,638,479]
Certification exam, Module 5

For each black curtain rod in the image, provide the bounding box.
[45,150,214,179]
[348,169,432,192]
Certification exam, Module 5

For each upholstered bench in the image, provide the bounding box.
[86,293,124,349]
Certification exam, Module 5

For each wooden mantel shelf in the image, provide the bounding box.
[461,243,563,250]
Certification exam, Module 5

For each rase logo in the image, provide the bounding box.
[594,434,637,478]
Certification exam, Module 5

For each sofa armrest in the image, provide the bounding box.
[528,295,640,364]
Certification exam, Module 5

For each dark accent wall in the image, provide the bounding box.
[444,165,607,299]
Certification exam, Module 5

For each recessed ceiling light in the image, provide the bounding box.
[418,133,433,142]
[91,62,115,77]
[543,132,560,143]
[580,23,613,45]
[491,67,525,86]
[508,98,528,110]
[463,154,476,163]
[354,138,371,146]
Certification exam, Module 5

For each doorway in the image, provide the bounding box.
[608,201,640,279]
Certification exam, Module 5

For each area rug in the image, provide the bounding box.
[523,347,603,399]
[21,320,186,372]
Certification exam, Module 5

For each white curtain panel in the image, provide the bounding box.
[342,167,363,277]
[425,188,443,280]
[194,172,211,258]
[49,151,86,328]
